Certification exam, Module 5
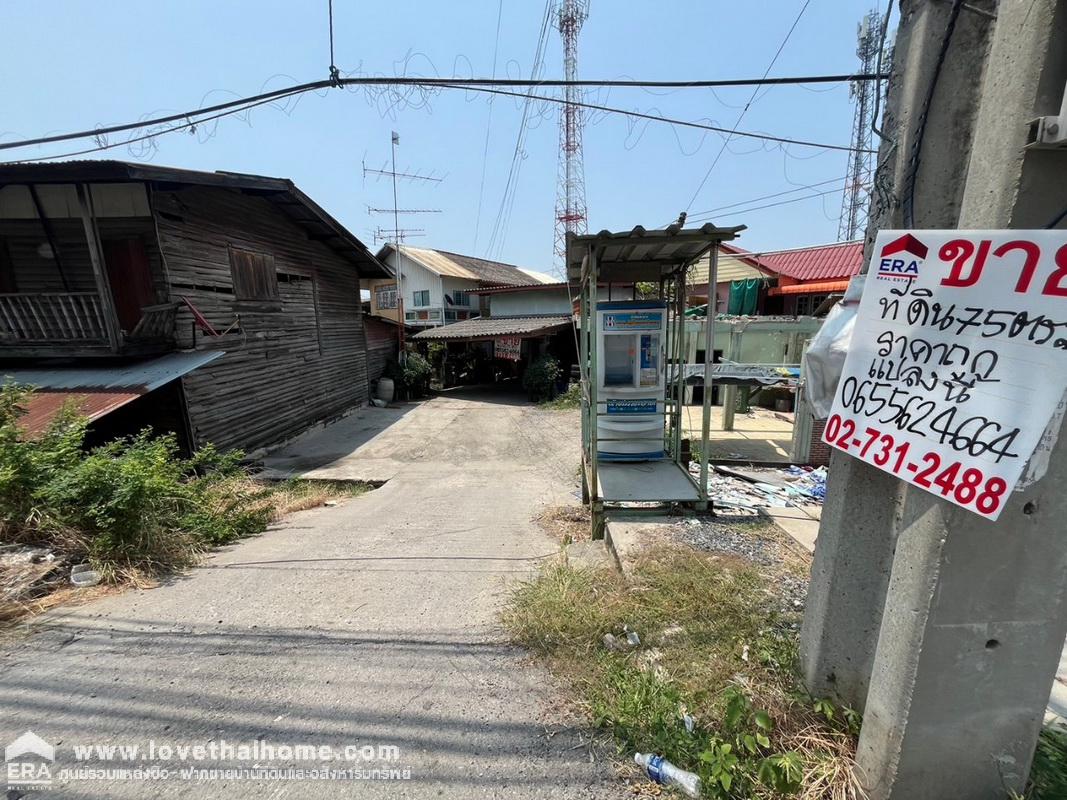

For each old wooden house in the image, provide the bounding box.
[0,160,391,452]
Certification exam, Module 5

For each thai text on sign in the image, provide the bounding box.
[823,230,1067,520]
[494,336,522,362]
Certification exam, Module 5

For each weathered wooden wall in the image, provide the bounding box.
[363,315,398,386]
[153,186,370,452]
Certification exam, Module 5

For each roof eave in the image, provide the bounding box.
[0,160,391,278]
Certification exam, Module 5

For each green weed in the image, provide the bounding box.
[503,545,863,798]
[1029,725,1067,799]
[0,384,369,582]
[541,383,582,410]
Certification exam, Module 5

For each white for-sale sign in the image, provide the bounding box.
[823,230,1067,520]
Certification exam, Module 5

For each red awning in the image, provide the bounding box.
[768,279,851,296]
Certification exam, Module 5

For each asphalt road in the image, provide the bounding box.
[0,388,616,798]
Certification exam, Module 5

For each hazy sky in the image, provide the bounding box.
[1,1,885,273]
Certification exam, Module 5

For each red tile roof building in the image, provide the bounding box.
[690,240,864,316]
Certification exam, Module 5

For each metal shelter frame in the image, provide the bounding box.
[567,222,745,539]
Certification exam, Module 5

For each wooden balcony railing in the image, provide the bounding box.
[0,292,109,343]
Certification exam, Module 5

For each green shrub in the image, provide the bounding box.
[1030,725,1067,799]
[0,384,271,578]
[401,351,433,397]
[541,382,581,410]
[385,352,433,398]
[523,354,562,401]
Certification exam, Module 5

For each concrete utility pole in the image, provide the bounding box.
[800,1,1067,798]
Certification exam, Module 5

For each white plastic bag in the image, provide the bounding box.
[802,274,865,419]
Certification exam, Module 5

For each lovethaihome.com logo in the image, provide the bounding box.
[6,731,54,788]
[5,731,411,788]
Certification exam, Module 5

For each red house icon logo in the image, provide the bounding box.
[877,234,928,280]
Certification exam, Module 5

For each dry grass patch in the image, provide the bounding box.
[536,504,591,544]
[215,477,372,522]
[503,544,865,799]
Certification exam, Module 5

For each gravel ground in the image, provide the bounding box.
[672,514,810,614]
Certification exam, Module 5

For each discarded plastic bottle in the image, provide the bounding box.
[634,752,701,798]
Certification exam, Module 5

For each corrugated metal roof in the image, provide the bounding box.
[411,316,572,341]
[2,350,224,391]
[477,281,567,294]
[566,223,745,282]
[19,391,142,437]
[518,270,557,284]
[433,250,545,286]
[689,246,774,285]
[381,245,540,286]
[759,241,863,281]
[397,246,479,279]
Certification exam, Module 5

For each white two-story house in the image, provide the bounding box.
[365,244,553,327]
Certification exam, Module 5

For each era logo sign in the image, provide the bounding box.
[5,731,54,788]
[877,234,928,280]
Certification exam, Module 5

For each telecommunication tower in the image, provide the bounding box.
[838,9,882,241]
[553,0,589,273]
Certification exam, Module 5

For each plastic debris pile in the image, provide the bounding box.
[783,464,827,501]
[689,463,828,512]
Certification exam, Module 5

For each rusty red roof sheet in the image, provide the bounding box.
[18,390,142,437]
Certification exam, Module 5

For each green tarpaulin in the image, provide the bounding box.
[727,278,761,315]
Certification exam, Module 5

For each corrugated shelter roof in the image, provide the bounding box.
[411,316,572,341]
[0,160,391,278]
[379,245,542,286]
[3,351,224,436]
[477,281,627,295]
[758,241,863,281]
[566,223,746,282]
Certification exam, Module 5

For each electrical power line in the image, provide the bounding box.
[487,0,572,260]
[690,185,846,220]
[686,175,849,220]
[3,88,314,164]
[684,0,813,212]
[447,85,871,154]
[472,0,505,254]
[7,81,875,170]
[0,71,888,155]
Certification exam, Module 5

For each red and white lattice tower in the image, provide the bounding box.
[553,0,589,274]
[838,9,883,242]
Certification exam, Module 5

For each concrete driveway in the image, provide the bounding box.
[0,388,615,798]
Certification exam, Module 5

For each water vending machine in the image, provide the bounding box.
[595,300,667,461]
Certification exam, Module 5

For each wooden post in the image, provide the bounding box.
[75,184,121,352]
[28,185,70,291]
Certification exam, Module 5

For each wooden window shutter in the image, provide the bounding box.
[229,248,278,300]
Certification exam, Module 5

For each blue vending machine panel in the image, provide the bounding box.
[594,301,667,461]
